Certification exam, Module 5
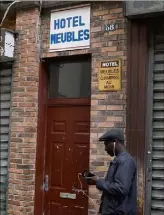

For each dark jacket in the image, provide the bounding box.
[96,152,137,215]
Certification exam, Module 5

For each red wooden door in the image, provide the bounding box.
[44,104,90,215]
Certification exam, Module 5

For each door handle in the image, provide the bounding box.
[44,175,49,192]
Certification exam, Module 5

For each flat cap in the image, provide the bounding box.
[99,128,124,142]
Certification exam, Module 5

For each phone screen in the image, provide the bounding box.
[82,170,95,179]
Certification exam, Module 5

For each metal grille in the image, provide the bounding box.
[0,66,12,215]
[151,30,164,215]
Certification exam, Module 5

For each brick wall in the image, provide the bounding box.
[8,8,40,215]
[8,1,127,215]
[41,2,127,214]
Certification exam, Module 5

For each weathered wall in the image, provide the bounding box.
[125,0,164,17]
[7,8,40,215]
[8,1,127,214]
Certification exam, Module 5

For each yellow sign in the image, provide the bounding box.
[98,59,121,91]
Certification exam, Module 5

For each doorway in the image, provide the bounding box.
[43,56,91,215]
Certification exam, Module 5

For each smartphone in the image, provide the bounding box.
[81,170,95,179]
[84,176,94,180]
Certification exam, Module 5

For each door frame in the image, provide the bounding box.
[126,19,148,215]
[34,55,91,215]
[34,62,48,215]
[144,24,154,215]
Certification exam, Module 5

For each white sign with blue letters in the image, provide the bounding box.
[50,6,90,51]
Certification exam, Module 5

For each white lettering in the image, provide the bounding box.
[105,24,115,31]
[102,61,118,68]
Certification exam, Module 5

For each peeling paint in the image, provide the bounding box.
[137,159,145,215]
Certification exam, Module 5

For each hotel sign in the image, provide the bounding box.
[98,59,121,91]
[50,6,90,51]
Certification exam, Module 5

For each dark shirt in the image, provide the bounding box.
[96,152,137,215]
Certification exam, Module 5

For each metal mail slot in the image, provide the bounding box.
[60,192,76,200]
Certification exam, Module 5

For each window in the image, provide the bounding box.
[48,59,91,98]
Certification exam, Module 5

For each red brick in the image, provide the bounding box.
[91,26,101,33]
[93,10,109,16]
[8,7,40,215]
[101,46,117,52]
[102,14,118,20]
[110,8,123,14]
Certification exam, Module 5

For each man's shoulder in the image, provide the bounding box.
[117,152,136,167]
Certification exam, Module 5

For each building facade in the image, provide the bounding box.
[0,1,163,215]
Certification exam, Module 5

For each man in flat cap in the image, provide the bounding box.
[92,128,137,215]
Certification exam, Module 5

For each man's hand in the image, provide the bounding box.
[92,175,100,181]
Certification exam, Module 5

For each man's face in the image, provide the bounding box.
[104,140,115,157]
